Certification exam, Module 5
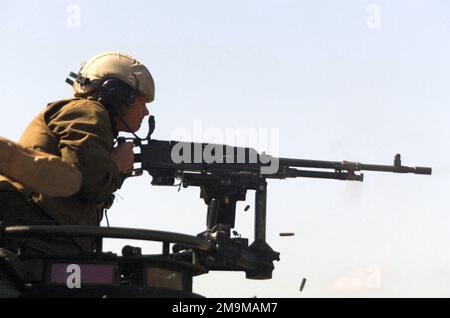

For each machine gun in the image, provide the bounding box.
[116,116,432,280]
[0,116,432,297]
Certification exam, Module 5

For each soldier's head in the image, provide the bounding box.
[69,52,154,132]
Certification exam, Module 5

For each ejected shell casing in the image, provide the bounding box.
[279,232,295,237]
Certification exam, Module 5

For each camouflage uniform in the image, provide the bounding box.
[0,97,124,255]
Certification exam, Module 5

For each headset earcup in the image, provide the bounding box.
[97,78,135,115]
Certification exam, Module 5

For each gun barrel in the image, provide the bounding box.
[278,157,432,175]
[413,167,433,175]
[359,164,432,175]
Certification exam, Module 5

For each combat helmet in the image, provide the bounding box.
[67,52,155,105]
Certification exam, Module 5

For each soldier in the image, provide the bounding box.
[0,52,155,256]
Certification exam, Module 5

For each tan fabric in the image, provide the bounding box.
[0,136,82,197]
[1,97,124,252]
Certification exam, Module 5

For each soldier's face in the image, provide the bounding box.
[118,95,150,132]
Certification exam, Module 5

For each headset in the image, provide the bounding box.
[66,72,137,116]
[97,78,138,116]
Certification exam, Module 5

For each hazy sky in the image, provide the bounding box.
[0,0,449,297]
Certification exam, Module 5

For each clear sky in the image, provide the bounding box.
[0,0,448,297]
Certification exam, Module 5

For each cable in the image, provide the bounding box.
[104,210,110,228]
[117,116,147,141]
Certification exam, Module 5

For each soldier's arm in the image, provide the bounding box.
[46,100,124,203]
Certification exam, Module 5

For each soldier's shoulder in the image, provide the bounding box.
[62,98,108,114]
[46,98,110,121]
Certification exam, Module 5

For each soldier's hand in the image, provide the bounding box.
[111,142,134,172]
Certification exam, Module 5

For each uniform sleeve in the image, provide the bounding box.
[46,100,124,203]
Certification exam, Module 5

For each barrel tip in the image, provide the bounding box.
[415,167,432,175]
